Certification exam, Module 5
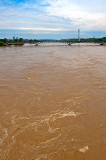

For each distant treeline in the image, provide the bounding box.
[61,37,106,42]
[0,38,38,46]
[0,37,106,46]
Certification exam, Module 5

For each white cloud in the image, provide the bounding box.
[44,0,106,30]
[0,0,106,31]
[20,28,65,31]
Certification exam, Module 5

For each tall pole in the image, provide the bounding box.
[78,29,80,42]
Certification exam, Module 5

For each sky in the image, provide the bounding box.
[0,0,106,39]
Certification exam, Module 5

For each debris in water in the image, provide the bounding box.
[79,145,89,153]
[27,77,31,80]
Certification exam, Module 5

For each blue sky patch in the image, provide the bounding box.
[0,0,106,39]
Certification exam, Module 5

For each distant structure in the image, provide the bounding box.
[13,36,15,40]
[78,29,80,41]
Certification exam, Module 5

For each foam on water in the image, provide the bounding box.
[0,125,8,145]
[79,145,89,153]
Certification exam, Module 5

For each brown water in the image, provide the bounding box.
[0,44,106,160]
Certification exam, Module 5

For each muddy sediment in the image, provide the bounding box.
[0,45,106,160]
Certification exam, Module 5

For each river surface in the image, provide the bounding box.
[0,44,106,160]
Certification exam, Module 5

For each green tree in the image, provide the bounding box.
[0,41,3,46]
[19,38,23,42]
[3,38,7,43]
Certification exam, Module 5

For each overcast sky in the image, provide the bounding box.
[0,0,106,32]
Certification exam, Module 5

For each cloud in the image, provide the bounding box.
[44,0,106,30]
[20,28,66,31]
[0,0,106,31]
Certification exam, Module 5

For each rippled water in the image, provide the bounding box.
[0,44,106,160]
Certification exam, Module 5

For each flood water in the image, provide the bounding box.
[0,44,106,160]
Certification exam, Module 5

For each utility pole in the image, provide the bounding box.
[78,29,80,42]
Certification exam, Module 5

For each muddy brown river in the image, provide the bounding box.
[0,44,106,160]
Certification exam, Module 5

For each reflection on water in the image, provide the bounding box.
[0,45,106,160]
